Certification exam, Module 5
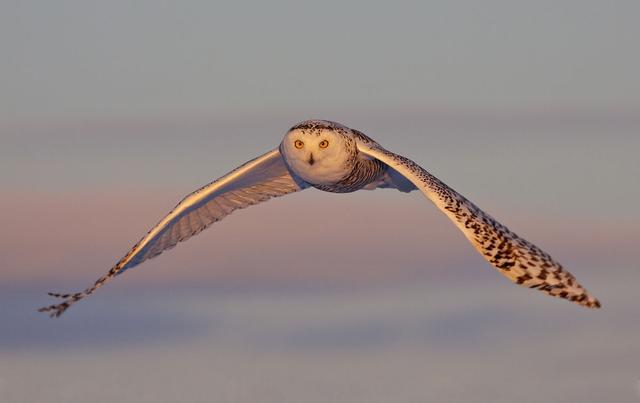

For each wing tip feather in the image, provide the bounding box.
[581,295,601,309]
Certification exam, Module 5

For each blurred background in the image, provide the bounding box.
[1,1,639,402]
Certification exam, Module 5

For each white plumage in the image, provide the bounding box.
[39,120,600,317]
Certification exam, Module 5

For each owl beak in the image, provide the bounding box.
[308,153,315,165]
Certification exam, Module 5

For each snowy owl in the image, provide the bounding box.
[39,120,600,317]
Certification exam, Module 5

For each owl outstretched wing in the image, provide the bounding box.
[356,140,600,309]
[39,148,307,317]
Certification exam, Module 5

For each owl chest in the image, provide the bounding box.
[312,159,386,193]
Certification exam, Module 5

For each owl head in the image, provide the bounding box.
[280,120,356,185]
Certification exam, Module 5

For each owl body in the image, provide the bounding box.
[280,120,387,193]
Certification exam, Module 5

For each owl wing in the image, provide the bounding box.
[39,148,307,317]
[356,140,600,309]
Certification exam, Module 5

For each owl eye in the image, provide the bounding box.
[294,140,304,149]
[319,140,329,148]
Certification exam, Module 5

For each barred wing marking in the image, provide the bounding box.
[357,141,600,309]
[39,148,307,317]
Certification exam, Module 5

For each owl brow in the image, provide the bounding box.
[289,123,337,134]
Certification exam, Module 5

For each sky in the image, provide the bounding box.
[2,0,640,123]
[1,1,639,402]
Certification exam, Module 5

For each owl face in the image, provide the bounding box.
[281,122,356,185]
